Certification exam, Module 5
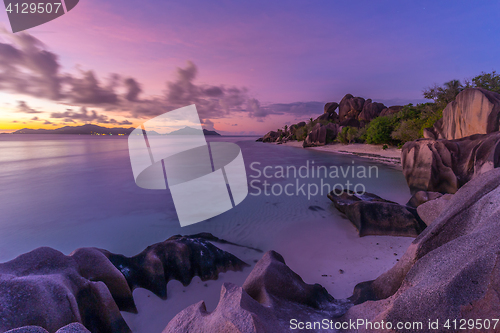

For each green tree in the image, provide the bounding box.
[391,119,422,144]
[470,71,500,93]
[365,116,395,144]
[423,79,463,109]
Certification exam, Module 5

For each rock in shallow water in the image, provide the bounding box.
[98,234,249,300]
[302,122,339,148]
[327,190,426,237]
[5,323,90,333]
[0,234,249,333]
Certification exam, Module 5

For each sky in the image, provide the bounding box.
[0,0,499,134]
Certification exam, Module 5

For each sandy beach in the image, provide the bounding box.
[276,141,402,168]
[120,140,412,332]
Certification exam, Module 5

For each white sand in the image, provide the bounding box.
[122,213,413,333]
[278,141,402,167]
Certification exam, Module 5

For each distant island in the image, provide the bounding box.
[12,124,221,136]
[166,126,221,136]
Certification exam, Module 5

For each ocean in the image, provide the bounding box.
[0,134,414,332]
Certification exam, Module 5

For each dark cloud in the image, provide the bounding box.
[50,107,109,123]
[158,61,249,119]
[16,100,42,113]
[0,33,62,99]
[247,98,266,119]
[43,120,52,124]
[265,101,325,115]
[124,78,141,102]
[108,118,132,125]
[66,71,119,105]
[31,116,38,120]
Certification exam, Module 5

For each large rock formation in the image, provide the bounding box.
[405,190,443,208]
[379,105,403,117]
[289,121,306,135]
[164,251,350,333]
[327,190,426,237]
[260,130,280,143]
[303,122,339,147]
[257,94,402,144]
[316,103,339,123]
[99,234,249,300]
[165,169,500,333]
[0,234,249,333]
[358,99,386,122]
[401,132,500,194]
[416,193,453,226]
[425,88,500,140]
[341,167,500,332]
[338,94,365,122]
[324,102,339,114]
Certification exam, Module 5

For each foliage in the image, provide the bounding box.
[365,116,396,144]
[294,126,308,141]
[419,108,443,136]
[423,80,463,109]
[469,71,500,94]
[337,126,365,144]
[423,71,500,109]
[391,119,422,144]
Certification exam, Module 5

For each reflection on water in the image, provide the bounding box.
[0,134,415,331]
[0,134,411,261]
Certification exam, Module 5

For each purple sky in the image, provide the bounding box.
[0,0,499,134]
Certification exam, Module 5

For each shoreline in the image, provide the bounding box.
[274,141,402,168]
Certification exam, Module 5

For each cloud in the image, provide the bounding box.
[0,32,325,124]
[201,118,215,130]
[16,100,42,113]
[108,118,132,125]
[43,120,52,124]
[247,98,266,120]
[50,107,109,123]
[124,78,141,102]
[264,101,325,115]
[31,116,38,120]
[0,33,61,99]
[66,71,119,104]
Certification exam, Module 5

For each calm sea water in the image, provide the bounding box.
[0,134,415,331]
[0,134,412,260]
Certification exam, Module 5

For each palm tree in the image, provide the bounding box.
[442,79,463,105]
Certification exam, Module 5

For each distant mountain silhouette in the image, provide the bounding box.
[13,124,221,136]
[167,126,221,136]
[13,124,134,135]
